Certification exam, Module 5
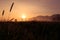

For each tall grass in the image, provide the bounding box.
[10,2,14,12]
[1,2,14,22]
[2,10,5,16]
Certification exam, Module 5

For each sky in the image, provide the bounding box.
[0,0,60,21]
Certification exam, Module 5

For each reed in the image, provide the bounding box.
[7,2,14,22]
[2,10,5,16]
[10,2,14,12]
[1,2,14,22]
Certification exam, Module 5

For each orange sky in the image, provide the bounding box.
[0,0,60,21]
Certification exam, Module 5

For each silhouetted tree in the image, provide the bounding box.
[52,14,60,21]
[15,19,17,22]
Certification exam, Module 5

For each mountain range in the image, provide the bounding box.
[28,14,60,22]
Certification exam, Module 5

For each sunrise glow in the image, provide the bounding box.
[21,14,26,21]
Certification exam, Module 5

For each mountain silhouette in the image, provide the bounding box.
[51,14,60,22]
[29,14,60,22]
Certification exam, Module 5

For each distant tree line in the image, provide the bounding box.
[52,14,60,22]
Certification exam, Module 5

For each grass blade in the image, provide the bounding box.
[2,10,5,16]
[10,2,14,12]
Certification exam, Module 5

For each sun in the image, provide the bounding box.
[22,15,26,19]
[21,14,26,21]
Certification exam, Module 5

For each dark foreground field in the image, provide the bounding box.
[0,22,60,40]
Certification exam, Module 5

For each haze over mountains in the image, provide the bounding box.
[29,14,60,22]
[0,14,60,22]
